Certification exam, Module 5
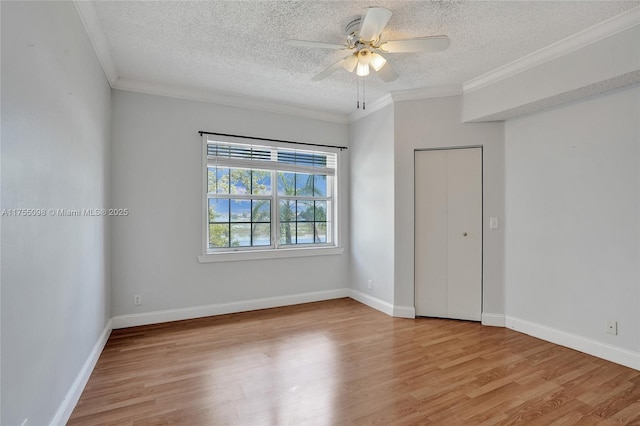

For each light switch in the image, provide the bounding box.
[489,217,499,229]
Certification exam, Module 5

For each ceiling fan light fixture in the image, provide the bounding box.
[342,54,359,72]
[357,48,373,65]
[356,62,370,76]
[370,53,387,71]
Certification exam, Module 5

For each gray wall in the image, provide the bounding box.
[110,90,350,317]
[1,3,637,424]
[350,104,395,304]
[504,86,640,353]
[348,96,506,317]
[394,96,506,314]
[1,2,112,425]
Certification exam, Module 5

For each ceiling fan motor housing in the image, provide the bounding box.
[345,18,361,42]
[346,17,382,51]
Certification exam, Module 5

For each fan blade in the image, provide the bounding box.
[312,55,351,81]
[359,7,392,42]
[284,39,347,50]
[375,62,399,82]
[380,36,450,53]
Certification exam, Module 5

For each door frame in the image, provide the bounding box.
[413,145,484,319]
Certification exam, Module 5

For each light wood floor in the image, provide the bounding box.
[69,298,640,425]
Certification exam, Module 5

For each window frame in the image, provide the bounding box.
[198,134,343,263]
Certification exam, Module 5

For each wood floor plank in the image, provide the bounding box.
[68,298,640,425]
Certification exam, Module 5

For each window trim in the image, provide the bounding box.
[200,134,342,261]
[197,246,344,263]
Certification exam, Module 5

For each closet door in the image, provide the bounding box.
[415,148,482,321]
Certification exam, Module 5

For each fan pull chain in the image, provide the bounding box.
[356,75,360,109]
[355,75,366,110]
[363,77,366,110]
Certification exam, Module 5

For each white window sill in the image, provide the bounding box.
[198,246,344,263]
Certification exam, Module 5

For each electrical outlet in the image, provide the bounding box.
[367,280,373,290]
[606,320,617,335]
[133,294,142,306]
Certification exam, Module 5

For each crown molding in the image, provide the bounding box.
[390,84,462,102]
[72,2,346,124]
[347,94,393,122]
[113,78,349,124]
[463,6,640,93]
[73,1,118,87]
[348,84,463,123]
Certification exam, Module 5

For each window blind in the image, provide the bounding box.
[207,141,337,176]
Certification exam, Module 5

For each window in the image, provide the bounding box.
[202,135,339,256]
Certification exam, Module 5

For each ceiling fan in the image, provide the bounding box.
[284,6,450,82]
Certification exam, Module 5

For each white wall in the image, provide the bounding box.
[394,96,505,316]
[350,104,395,305]
[110,90,350,318]
[463,21,640,122]
[505,86,640,355]
[1,2,112,425]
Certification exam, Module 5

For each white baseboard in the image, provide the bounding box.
[482,313,506,327]
[348,289,394,316]
[348,289,415,318]
[505,316,640,371]
[393,305,416,319]
[112,288,416,330]
[111,288,350,329]
[51,318,113,425]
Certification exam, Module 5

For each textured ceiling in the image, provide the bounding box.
[92,1,638,116]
